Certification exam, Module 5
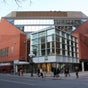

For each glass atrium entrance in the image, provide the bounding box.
[38,63,51,73]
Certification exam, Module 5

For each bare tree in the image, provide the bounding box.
[2,0,32,7]
[15,0,24,7]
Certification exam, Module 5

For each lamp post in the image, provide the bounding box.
[29,52,35,77]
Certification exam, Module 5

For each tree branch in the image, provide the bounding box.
[15,0,22,7]
[2,0,31,7]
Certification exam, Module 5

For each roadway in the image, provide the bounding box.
[0,72,88,88]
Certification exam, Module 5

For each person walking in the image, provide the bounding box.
[53,68,57,77]
[37,68,40,77]
[64,67,70,77]
[75,66,79,78]
[56,68,60,77]
[40,68,43,78]
[64,67,68,77]
[20,68,24,76]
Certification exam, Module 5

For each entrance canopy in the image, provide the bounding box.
[14,61,29,65]
[0,63,11,66]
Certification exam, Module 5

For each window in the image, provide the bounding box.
[32,39,38,45]
[56,49,60,55]
[39,31,46,37]
[47,35,54,42]
[41,37,45,43]
[47,42,50,49]
[62,38,65,44]
[0,48,8,57]
[41,43,45,49]
[47,49,50,55]
[14,19,54,25]
[32,45,37,50]
[33,50,37,56]
[52,48,55,55]
[62,44,65,50]
[52,42,55,48]
[41,50,45,56]
[56,42,60,49]
[62,31,65,37]
[47,29,55,35]
[62,49,65,56]
[32,33,38,39]
[56,35,60,42]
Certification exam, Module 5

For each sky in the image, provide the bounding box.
[0,0,88,18]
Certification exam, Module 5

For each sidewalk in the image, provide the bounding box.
[1,71,88,79]
[1,71,88,80]
[23,71,88,79]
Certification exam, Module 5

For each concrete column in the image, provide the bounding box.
[13,64,16,75]
[15,65,18,73]
[13,60,19,74]
[82,61,84,72]
[13,64,18,74]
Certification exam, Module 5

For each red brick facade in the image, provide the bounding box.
[0,18,27,62]
[72,21,88,60]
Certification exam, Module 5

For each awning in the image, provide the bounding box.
[0,63,11,66]
[14,61,29,65]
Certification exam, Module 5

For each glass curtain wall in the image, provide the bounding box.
[55,29,78,58]
[31,27,78,59]
[54,19,86,33]
[31,27,56,57]
[13,18,79,58]
[13,18,87,33]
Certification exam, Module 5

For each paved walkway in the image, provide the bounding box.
[1,71,88,80]
[23,71,88,79]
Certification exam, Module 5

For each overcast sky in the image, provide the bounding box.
[0,0,88,18]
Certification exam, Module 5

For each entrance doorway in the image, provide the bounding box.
[38,63,51,73]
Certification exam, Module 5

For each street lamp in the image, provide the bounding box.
[29,52,35,77]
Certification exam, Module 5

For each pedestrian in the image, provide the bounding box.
[40,68,43,78]
[18,68,20,76]
[64,67,70,77]
[75,66,79,78]
[37,68,40,77]
[53,68,57,77]
[67,67,70,77]
[56,68,60,77]
[20,68,24,76]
